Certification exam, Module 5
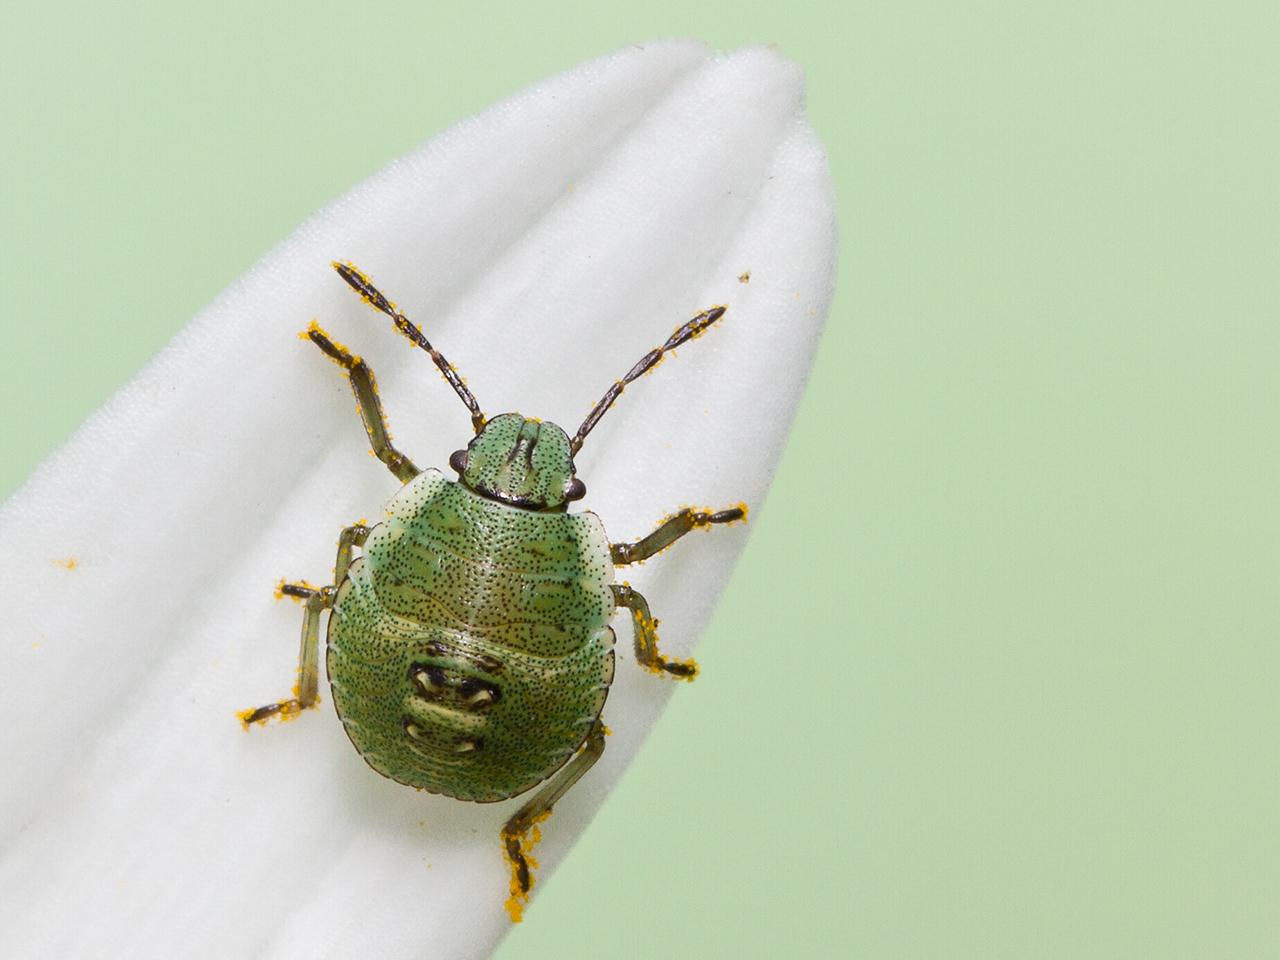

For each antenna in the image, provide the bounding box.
[333,261,487,433]
[571,303,727,455]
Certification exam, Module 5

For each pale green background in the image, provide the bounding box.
[3,2,1277,957]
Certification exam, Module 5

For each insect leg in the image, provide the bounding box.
[332,522,370,584]
[237,524,369,729]
[238,585,334,727]
[610,504,746,565]
[612,583,698,680]
[305,322,420,483]
[501,718,607,922]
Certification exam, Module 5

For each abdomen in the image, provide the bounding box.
[325,471,616,802]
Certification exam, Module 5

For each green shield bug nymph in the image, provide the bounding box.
[240,261,746,920]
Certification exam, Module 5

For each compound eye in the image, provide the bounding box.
[564,478,587,501]
[449,449,468,474]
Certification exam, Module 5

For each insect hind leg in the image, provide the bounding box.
[501,718,608,922]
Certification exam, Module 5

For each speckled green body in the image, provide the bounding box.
[241,271,739,916]
[326,467,617,803]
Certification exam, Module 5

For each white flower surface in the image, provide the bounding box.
[0,39,835,960]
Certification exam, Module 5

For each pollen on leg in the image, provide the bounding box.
[237,673,320,730]
[690,502,749,531]
[633,609,699,681]
[645,649,700,681]
[660,656,700,680]
[236,695,316,730]
[237,699,294,729]
[285,677,318,719]
[502,809,553,923]
[303,320,361,367]
[275,579,320,602]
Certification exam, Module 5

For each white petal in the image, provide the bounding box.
[0,40,835,960]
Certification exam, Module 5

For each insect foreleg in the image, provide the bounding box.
[610,504,746,565]
[305,322,420,483]
[612,583,698,680]
[501,718,608,922]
